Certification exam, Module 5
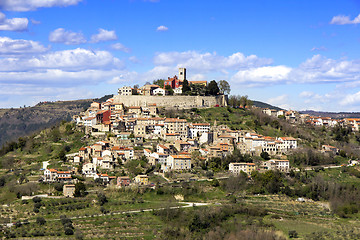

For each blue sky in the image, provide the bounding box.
[1,0,360,111]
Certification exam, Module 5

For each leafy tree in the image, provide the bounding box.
[182,79,191,95]
[32,196,42,203]
[74,182,86,197]
[36,217,46,225]
[218,80,231,95]
[165,85,174,95]
[153,79,165,87]
[260,151,270,160]
[54,182,64,192]
[58,149,66,162]
[288,230,298,238]
[65,227,74,235]
[207,80,220,96]
[97,192,108,206]
[191,151,202,167]
[239,95,252,108]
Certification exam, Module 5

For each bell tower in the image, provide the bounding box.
[178,68,186,81]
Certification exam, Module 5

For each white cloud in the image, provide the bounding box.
[0,12,28,31]
[153,51,272,72]
[30,19,41,25]
[292,55,360,83]
[330,14,360,25]
[0,48,124,72]
[129,56,140,63]
[49,28,86,45]
[191,74,207,81]
[299,91,316,98]
[0,0,83,12]
[311,46,327,52]
[0,37,48,55]
[156,25,168,32]
[340,91,360,106]
[231,66,291,86]
[267,94,290,109]
[108,71,139,84]
[90,28,117,43]
[110,43,130,53]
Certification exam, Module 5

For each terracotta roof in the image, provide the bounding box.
[171,155,191,159]
[158,144,169,149]
[165,133,179,136]
[192,123,210,126]
[279,137,296,141]
[57,171,71,174]
[83,117,96,120]
[165,118,187,123]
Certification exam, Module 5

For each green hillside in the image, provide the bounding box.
[0,106,360,239]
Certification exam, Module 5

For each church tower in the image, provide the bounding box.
[178,68,186,81]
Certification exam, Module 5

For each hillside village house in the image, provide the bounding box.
[188,123,211,139]
[164,118,188,138]
[264,159,290,172]
[43,169,72,182]
[117,176,131,187]
[229,162,256,175]
[135,175,149,185]
[118,86,133,95]
[63,185,76,198]
[165,155,192,171]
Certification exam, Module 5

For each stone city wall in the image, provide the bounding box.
[113,95,228,108]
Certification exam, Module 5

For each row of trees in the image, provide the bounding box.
[228,95,253,108]
[152,79,231,96]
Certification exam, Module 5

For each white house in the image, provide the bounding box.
[166,155,191,171]
[277,137,297,151]
[118,86,133,95]
[83,117,97,127]
[43,169,58,182]
[153,87,166,96]
[82,162,97,178]
[188,123,211,139]
[264,159,290,172]
[150,152,169,165]
[174,87,182,95]
[229,162,256,175]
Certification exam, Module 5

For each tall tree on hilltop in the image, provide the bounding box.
[218,80,231,95]
[207,80,220,96]
[153,79,165,87]
[182,79,191,95]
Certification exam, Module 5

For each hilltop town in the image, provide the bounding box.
[1,68,360,239]
[63,68,297,187]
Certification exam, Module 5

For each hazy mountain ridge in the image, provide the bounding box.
[300,110,360,119]
[0,100,94,147]
[251,100,283,111]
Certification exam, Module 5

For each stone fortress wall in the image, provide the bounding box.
[113,95,228,108]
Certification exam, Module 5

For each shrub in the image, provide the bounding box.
[32,197,42,203]
[36,217,46,225]
[289,230,298,238]
[64,227,74,235]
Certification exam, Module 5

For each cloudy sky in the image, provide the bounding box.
[0,0,360,111]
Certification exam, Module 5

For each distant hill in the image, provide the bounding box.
[251,100,283,111]
[0,95,113,147]
[299,110,360,119]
